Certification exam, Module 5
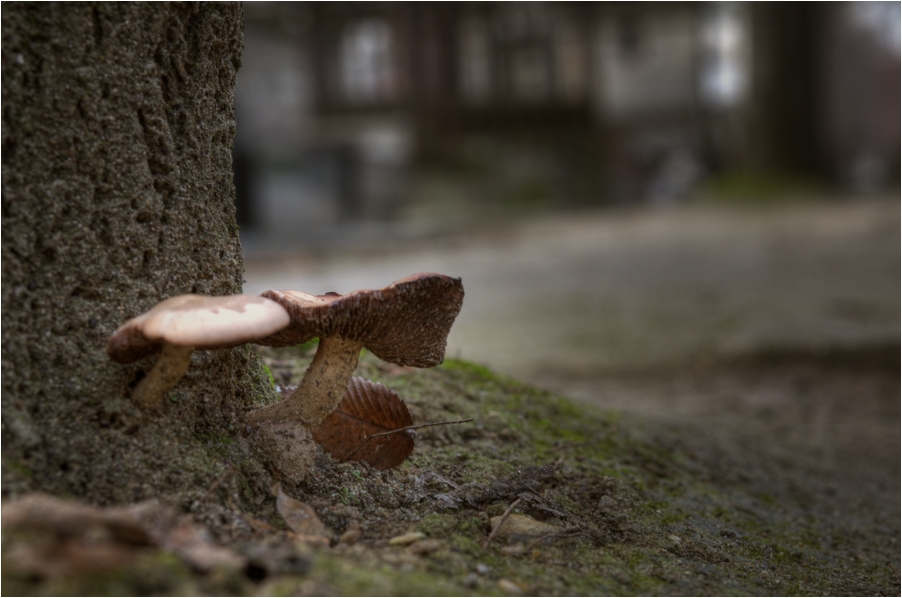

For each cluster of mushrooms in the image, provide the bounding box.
[106,273,464,474]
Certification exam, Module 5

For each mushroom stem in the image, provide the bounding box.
[248,336,364,427]
[132,343,195,410]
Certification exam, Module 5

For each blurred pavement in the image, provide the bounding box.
[243,197,899,385]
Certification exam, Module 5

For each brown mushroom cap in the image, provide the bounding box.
[256,273,464,368]
[107,294,290,364]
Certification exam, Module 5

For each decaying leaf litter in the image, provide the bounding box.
[4,343,898,596]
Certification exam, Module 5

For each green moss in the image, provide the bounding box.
[3,459,33,480]
[8,349,887,596]
[261,363,276,389]
[309,552,466,596]
[699,171,831,203]
[438,358,497,379]
[416,513,460,536]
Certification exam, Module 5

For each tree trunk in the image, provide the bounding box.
[745,2,827,177]
[1,3,276,507]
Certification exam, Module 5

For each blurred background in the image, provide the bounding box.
[235,2,899,473]
[234,1,899,243]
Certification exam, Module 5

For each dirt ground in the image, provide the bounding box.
[232,195,898,594]
[243,196,900,491]
[5,197,897,595]
[6,347,897,595]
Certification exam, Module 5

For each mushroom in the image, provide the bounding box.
[248,272,464,428]
[107,294,290,409]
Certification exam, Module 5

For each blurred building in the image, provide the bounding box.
[234,2,900,237]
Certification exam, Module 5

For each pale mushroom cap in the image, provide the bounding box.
[107,294,290,364]
[256,273,464,368]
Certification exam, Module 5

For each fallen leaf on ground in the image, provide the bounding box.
[2,493,244,576]
[243,514,281,535]
[310,377,414,470]
[409,539,442,555]
[2,492,152,545]
[498,578,528,595]
[4,537,143,578]
[275,484,330,547]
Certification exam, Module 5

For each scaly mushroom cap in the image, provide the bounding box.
[256,273,464,368]
[107,294,291,364]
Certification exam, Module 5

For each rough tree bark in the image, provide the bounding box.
[1,3,277,507]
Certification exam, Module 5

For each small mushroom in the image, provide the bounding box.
[107,294,290,410]
[248,273,464,428]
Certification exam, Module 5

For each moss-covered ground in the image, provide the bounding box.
[4,346,899,595]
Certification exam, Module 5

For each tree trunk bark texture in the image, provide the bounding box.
[2,3,276,507]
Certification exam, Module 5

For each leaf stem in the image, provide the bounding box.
[344,418,473,462]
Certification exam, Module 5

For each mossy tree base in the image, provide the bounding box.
[5,350,897,596]
[0,3,286,511]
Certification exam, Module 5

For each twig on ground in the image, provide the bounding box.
[482,497,522,550]
[345,418,474,462]
[201,466,233,502]
[524,529,589,551]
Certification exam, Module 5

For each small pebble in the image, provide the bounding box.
[668,535,682,545]
[464,573,479,589]
[500,543,526,556]
[409,539,441,555]
[488,513,561,541]
[338,526,362,546]
[597,496,616,512]
[476,563,491,575]
[388,531,426,546]
[498,579,527,595]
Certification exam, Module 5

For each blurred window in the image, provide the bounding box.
[618,17,641,58]
[508,45,551,103]
[459,17,492,105]
[596,12,698,118]
[699,3,750,109]
[554,19,587,103]
[340,18,396,105]
[849,1,901,55]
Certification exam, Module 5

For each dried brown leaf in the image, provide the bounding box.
[1,493,245,575]
[310,377,414,470]
[4,538,143,578]
[243,514,280,535]
[1,493,152,545]
[275,485,330,547]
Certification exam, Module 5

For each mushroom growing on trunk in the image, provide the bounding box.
[249,272,464,428]
[107,295,290,409]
